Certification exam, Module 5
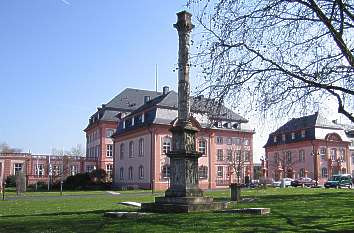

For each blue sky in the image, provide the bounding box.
[0,0,345,160]
[0,0,187,154]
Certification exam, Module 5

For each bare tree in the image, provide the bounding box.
[0,142,22,153]
[188,0,354,123]
[67,144,85,157]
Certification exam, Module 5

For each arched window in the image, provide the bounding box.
[119,167,124,180]
[129,141,134,158]
[161,164,170,178]
[199,166,208,179]
[139,165,144,179]
[299,150,305,162]
[286,151,292,163]
[330,148,337,160]
[162,137,171,154]
[299,168,305,178]
[138,138,144,157]
[321,167,328,178]
[128,166,133,180]
[120,143,124,160]
[198,139,207,155]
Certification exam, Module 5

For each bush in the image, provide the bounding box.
[5,175,16,187]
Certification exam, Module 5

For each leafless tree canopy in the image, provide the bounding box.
[188,0,354,122]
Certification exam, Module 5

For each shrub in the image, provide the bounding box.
[5,175,16,187]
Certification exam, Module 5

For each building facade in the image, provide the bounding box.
[0,152,97,188]
[112,88,255,190]
[264,112,353,185]
[84,88,161,177]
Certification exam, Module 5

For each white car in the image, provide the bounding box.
[283,178,294,187]
[272,178,294,187]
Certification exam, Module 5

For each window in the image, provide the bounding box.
[236,150,241,161]
[299,150,305,162]
[352,153,354,164]
[274,153,279,163]
[301,130,306,138]
[227,149,233,161]
[282,134,286,141]
[339,149,345,161]
[106,128,115,138]
[216,136,223,144]
[129,141,134,158]
[162,165,170,178]
[199,166,208,179]
[234,138,241,145]
[120,143,124,160]
[162,137,171,154]
[330,148,337,160]
[106,144,113,157]
[35,164,44,177]
[138,138,144,157]
[128,166,133,180]
[106,164,113,178]
[139,165,144,179]
[71,165,79,176]
[13,163,23,175]
[198,139,207,155]
[217,149,223,161]
[320,147,326,160]
[119,167,124,180]
[227,137,232,145]
[96,145,100,158]
[291,132,295,140]
[299,168,305,178]
[243,151,250,162]
[243,139,249,146]
[321,167,328,178]
[352,170,354,177]
[286,151,292,163]
[52,165,62,176]
[217,166,223,177]
[273,136,277,143]
[86,165,95,173]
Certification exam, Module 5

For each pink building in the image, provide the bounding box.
[84,88,161,178]
[112,88,255,190]
[264,112,353,185]
[0,152,96,188]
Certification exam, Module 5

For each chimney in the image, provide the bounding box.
[163,86,169,95]
[144,96,150,103]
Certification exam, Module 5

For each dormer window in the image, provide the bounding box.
[301,130,306,138]
[291,132,295,140]
[282,134,286,141]
[273,136,277,143]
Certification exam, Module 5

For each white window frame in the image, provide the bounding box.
[138,138,144,157]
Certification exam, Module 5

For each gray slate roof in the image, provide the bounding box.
[105,88,161,110]
[89,88,161,123]
[130,91,247,122]
[273,112,341,134]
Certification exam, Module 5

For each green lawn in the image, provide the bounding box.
[0,188,353,232]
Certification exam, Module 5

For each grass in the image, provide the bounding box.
[0,188,353,232]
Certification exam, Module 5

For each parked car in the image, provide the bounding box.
[272,180,281,187]
[291,177,316,187]
[324,174,353,189]
[272,178,294,187]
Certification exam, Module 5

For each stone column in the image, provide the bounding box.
[164,11,203,198]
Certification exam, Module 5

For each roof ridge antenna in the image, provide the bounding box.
[155,64,158,92]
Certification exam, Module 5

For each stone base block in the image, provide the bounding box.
[141,201,228,213]
[104,212,152,218]
[223,208,270,215]
[155,196,214,205]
